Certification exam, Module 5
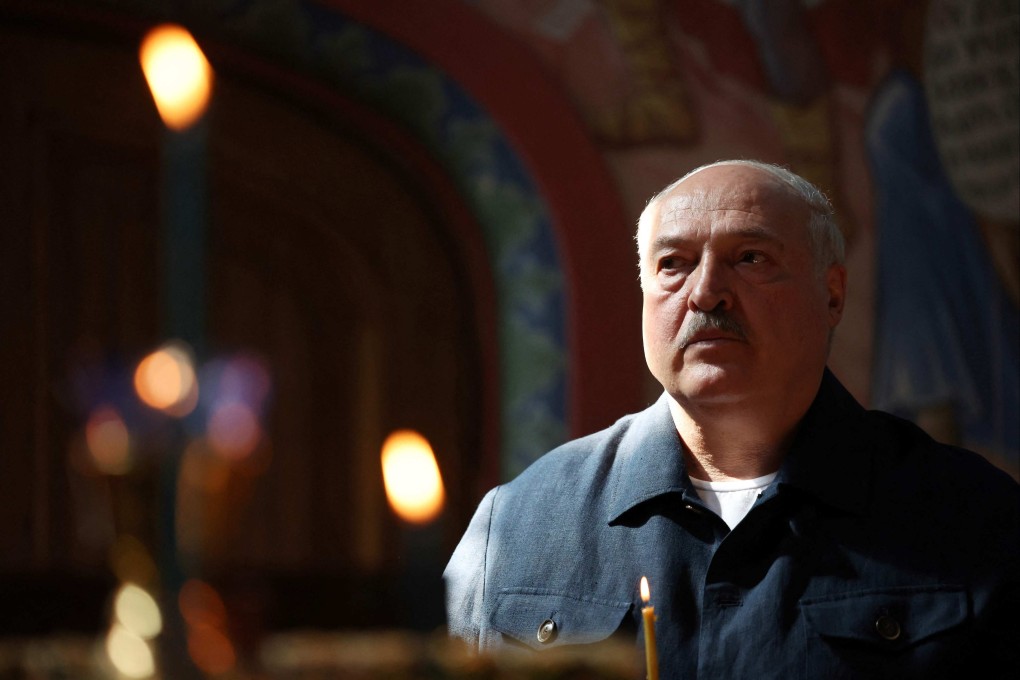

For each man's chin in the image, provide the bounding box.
[670,366,750,404]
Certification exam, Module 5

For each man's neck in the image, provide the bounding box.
[667,395,793,481]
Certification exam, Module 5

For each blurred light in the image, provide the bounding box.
[85,405,131,474]
[208,401,261,460]
[134,343,198,416]
[179,579,236,675]
[139,24,213,130]
[381,430,446,525]
[187,622,236,675]
[110,536,158,587]
[236,437,273,479]
[219,354,271,409]
[640,576,651,604]
[176,442,224,556]
[106,624,155,678]
[114,583,163,639]
[179,579,227,629]
[178,439,229,495]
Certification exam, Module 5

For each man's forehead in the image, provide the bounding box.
[660,188,714,214]
[655,193,774,228]
[656,176,808,226]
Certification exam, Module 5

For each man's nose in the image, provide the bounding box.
[687,255,733,312]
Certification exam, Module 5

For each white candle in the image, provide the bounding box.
[640,576,659,680]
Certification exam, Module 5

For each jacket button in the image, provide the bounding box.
[875,613,901,641]
[536,619,557,643]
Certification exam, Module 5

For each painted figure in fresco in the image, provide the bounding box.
[866,0,1019,477]
[446,161,1019,677]
[594,0,858,234]
[593,0,699,144]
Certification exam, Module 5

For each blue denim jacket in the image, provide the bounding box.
[445,371,1020,678]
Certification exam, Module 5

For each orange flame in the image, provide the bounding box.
[381,430,445,525]
[134,343,199,416]
[640,576,651,604]
[139,24,213,130]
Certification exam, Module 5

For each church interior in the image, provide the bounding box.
[0,0,1016,676]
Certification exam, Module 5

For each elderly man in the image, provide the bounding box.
[444,161,1019,678]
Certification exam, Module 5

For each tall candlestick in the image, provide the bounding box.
[381,430,447,631]
[140,25,213,680]
[640,576,659,680]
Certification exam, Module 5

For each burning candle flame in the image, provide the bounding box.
[105,624,155,678]
[139,24,213,130]
[134,343,198,416]
[114,583,163,640]
[381,430,445,525]
[640,575,658,680]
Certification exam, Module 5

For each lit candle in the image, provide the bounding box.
[140,24,214,132]
[139,24,214,354]
[640,576,659,680]
[381,430,447,631]
[381,430,446,526]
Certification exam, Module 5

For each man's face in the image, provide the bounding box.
[640,165,846,412]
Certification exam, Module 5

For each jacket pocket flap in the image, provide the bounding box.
[490,588,632,650]
[801,586,968,649]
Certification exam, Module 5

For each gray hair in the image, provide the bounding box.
[636,160,845,279]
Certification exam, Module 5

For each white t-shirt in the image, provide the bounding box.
[690,472,778,530]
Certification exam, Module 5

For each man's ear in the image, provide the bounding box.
[826,264,847,327]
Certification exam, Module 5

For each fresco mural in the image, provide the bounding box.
[468,0,1019,477]
[871,0,1018,472]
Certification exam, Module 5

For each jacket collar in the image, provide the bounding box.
[606,369,873,524]
[774,368,873,516]
[606,392,692,524]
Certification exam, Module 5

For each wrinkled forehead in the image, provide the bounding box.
[657,187,730,222]
[665,172,807,216]
[639,171,811,251]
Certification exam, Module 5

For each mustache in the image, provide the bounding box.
[679,310,747,348]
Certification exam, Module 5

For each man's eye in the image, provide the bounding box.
[739,251,766,264]
[659,257,686,273]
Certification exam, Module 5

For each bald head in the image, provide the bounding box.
[637,160,845,285]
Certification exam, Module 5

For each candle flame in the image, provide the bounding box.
[105,624,155,678]
[114,583,163,640]
[381,430,445,525]
[134,343,198,416]
[139,24,213,130]
[640,576,651,603]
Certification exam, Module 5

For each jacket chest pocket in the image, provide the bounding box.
[489,588,633,651]
[800,585,969,678]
